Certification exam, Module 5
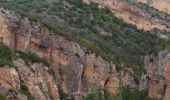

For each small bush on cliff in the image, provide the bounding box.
[21,85,28,92]
[85,89,118,100]
[20,84,35,100]
[0,42,12,66]
[120,86,153,100]
[16,50,50,67]
[75,53,80,58]
[59,87,74,100]
[0,93,8,100]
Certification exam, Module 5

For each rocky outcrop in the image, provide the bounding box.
[142,50,170,100]
[0,58,59,100]
[13,58,59,100]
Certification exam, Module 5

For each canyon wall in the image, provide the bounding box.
[0,5,170,100]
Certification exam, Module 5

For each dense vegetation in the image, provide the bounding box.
[0,0,170,76]
[85,86,154,100]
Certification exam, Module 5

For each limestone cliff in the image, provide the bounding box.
[0,3,170,100]
[0,8,136,100]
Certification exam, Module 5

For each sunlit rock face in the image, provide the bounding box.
[143,51,170,100]
[138,0,170,14]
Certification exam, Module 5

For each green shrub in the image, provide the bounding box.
[85,90,118,100]
[21,85,28,92]
[16,50,50,67]
[120,86,155,100]
[0,42,12,66]
[58,87,74,100]
[0,93,7,100]
[85,87,155,100]
[20,84,35,100]
[75,53,80,58]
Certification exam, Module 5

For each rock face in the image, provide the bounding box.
[0,58,59,100]
[13,58,59,100]
[142,51,170,100]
